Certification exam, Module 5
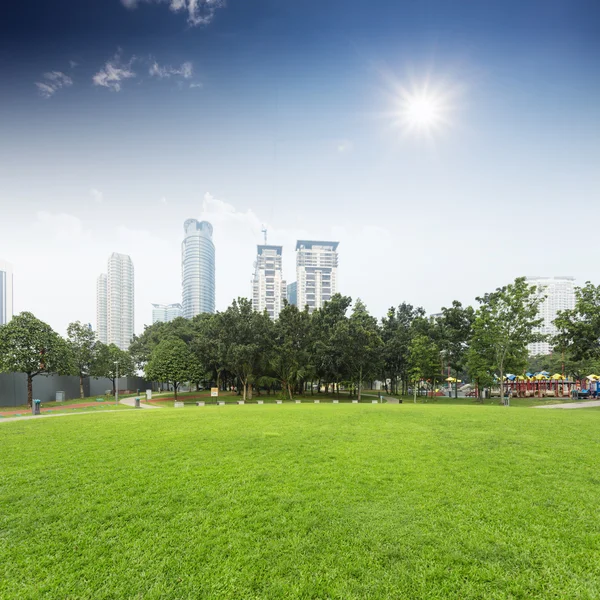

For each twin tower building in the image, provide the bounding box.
[97,218,338,350]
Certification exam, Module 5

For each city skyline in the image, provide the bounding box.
[1,0,599,336]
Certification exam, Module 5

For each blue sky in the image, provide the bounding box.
[1,0,599,335]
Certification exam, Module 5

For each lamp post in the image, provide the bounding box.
[114,361,119,406]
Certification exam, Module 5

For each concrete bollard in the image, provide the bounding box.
[333,399,339,404]
[276,400,282,404]
[352,400,358,404]
[257,400,264,405]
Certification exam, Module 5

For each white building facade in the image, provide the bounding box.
[252,245,286,319]
[0,259,14,326]
[152,303,183,324]
[96,274,108,344]
[527,276,576,356]
[96,253,135,350]
[182,219,215,318]
[295,240,339,313]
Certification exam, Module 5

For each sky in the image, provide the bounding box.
[1,0,599,336]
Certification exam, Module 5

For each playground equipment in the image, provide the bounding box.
[489,372,600,399]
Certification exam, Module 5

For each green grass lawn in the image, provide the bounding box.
[2,404,600,599]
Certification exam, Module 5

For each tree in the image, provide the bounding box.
[0,312,72,407]
[66,321,99,398]
[553,282,600,362]
[469,278,544,405]
[145,338,193,400]
[380,303,425,395]
[92,343,135,396]
[271,303,312,400]
[337,299,383,401]
[408,333,441,403]
[436,301,475,398]
[218,298,273,401]
[311,294,352,394]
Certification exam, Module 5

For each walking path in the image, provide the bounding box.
[535,400,600,409]
[0,409,124,424]
[119,397,162,409]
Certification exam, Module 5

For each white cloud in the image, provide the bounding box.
[90,189,103,203]
[69,60,79,69]
[149,61,193,79]
[120,0,226,26]
[93,52,136,92]
[35,71,73,98]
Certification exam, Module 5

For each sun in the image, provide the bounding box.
[404,93,443,129]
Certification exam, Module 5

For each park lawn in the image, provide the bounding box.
[1,404,600,599]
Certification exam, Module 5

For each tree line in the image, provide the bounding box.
[2,277,600,407]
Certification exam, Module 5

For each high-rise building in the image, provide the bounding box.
[96,253,135,350]
[182,219,215,318]
[96,274,108,343]
[287,282,297,307]
[0,259,14,326]
[152,303,183,324]
[252,245,287,319]
[295,240,339,313]
[526,276,576,356]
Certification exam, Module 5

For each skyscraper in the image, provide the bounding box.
[252,245,287,319]
[152,303,183,324]
[182,219,215,318]
[287,282,297,307]
[526,276,576,356]
[96,274,107,343]
[0,259,14,326]
[96,253,135,350]
[295,240,339,313]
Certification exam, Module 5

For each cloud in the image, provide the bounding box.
[149,61,193,79]
[35,71,73,98]
[189,82,203,89]
[69,60,79,69]
[93,52,136,92]
[160,196,168,204]
[121,0,226,26]
[90,189,103,203]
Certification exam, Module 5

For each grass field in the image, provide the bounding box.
[2,404,600,599]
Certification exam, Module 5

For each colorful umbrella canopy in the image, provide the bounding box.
[551,374,563,380]
[446,377,458,382]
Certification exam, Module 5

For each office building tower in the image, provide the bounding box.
[0,259,14,326]
[295,240,339,313]
[96,253,135,350]
[152,303,183,324]
[252,245,287,319]
[96,274,108,343]
[182,219,215,318]
[287,282,297,307]
[526,276,576,356]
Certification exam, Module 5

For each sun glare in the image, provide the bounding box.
[404,93,443,129]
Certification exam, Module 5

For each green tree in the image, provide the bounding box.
[436,301,475,398]
[337,299,383,401]
[218,298,273,401]
[0,312,72,406]
[271,303,312,400]
[553,282,600,362]
[470,277,544,405]
[311,294,352,394]
[92,343,135,396]
[145,338,193,400]
[408,333,441,403]
[66,321,99,398]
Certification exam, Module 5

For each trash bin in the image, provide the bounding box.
[32,399,41,415]
[135,397,141,408]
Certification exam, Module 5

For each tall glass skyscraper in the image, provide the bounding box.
[0,259,14,326]
[182,219,215,318]
[152,303,183,324]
